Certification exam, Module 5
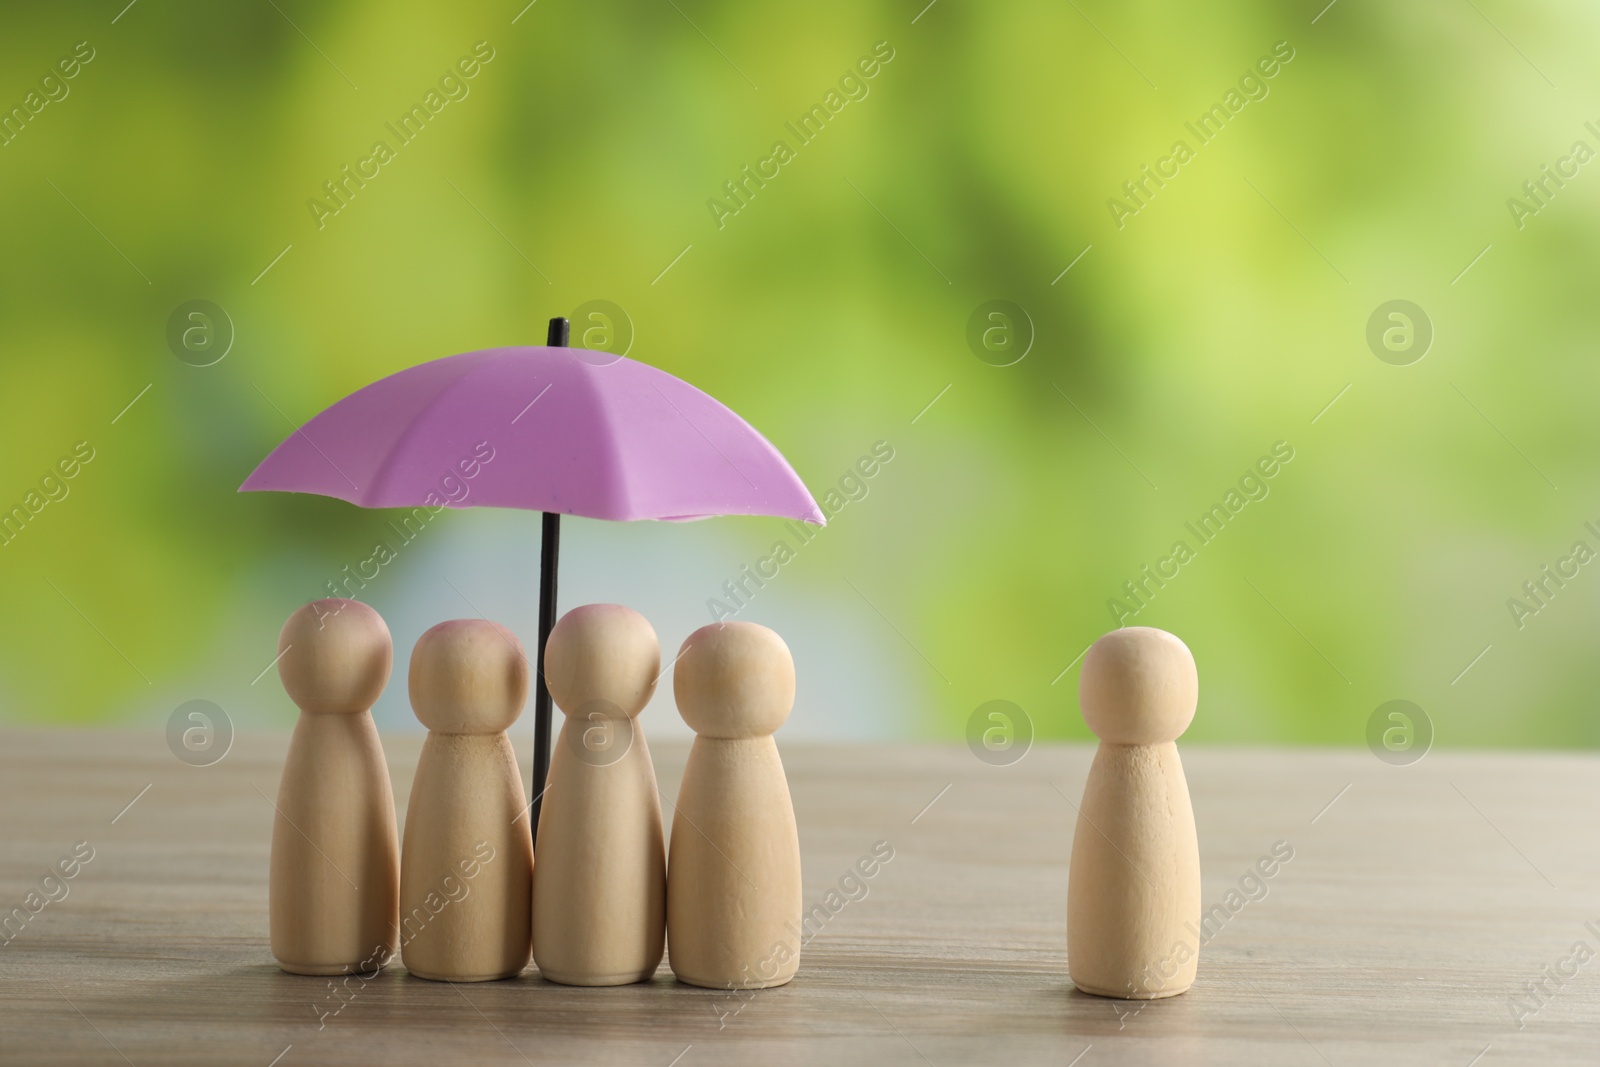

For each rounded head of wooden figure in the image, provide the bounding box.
[408,619,529,734]
[277,598,392,715]
[544,604,660,719]
[1079,626,1198,744]
[673,621,794,739]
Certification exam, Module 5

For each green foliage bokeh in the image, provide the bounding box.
[2,0,1597,746]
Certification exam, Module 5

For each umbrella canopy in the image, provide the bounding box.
[239,344,825,524]
[241,330,823,847]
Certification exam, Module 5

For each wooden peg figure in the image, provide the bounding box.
[532,604,666,985]
[1067,626,1202,999]
[667,621,802,990]
[399,619,533,981]
[270,598,401,976]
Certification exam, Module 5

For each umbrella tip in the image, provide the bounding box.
[547,317,570,347]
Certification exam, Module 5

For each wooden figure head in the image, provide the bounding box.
[544,604,660,719]
[1079,626,1198,744]
[408,619,529,734]
[277,598,392,715]
[674,621,794,739]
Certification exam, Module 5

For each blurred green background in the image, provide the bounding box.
[2,0,1596,747]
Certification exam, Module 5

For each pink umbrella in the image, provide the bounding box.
[241,319,824,844]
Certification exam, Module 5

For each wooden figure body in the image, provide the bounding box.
[532,604,666,985]
[1067,626,1201,999]
[667,622,801,991]
[399,619,533,982]
[270,598,401,976]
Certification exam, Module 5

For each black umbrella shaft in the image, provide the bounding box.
[531,509,559,849]
[530,316,568,851]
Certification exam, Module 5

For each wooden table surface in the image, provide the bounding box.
[2,730,1596,1066]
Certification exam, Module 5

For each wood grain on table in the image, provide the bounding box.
[1,731,1596,1066]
